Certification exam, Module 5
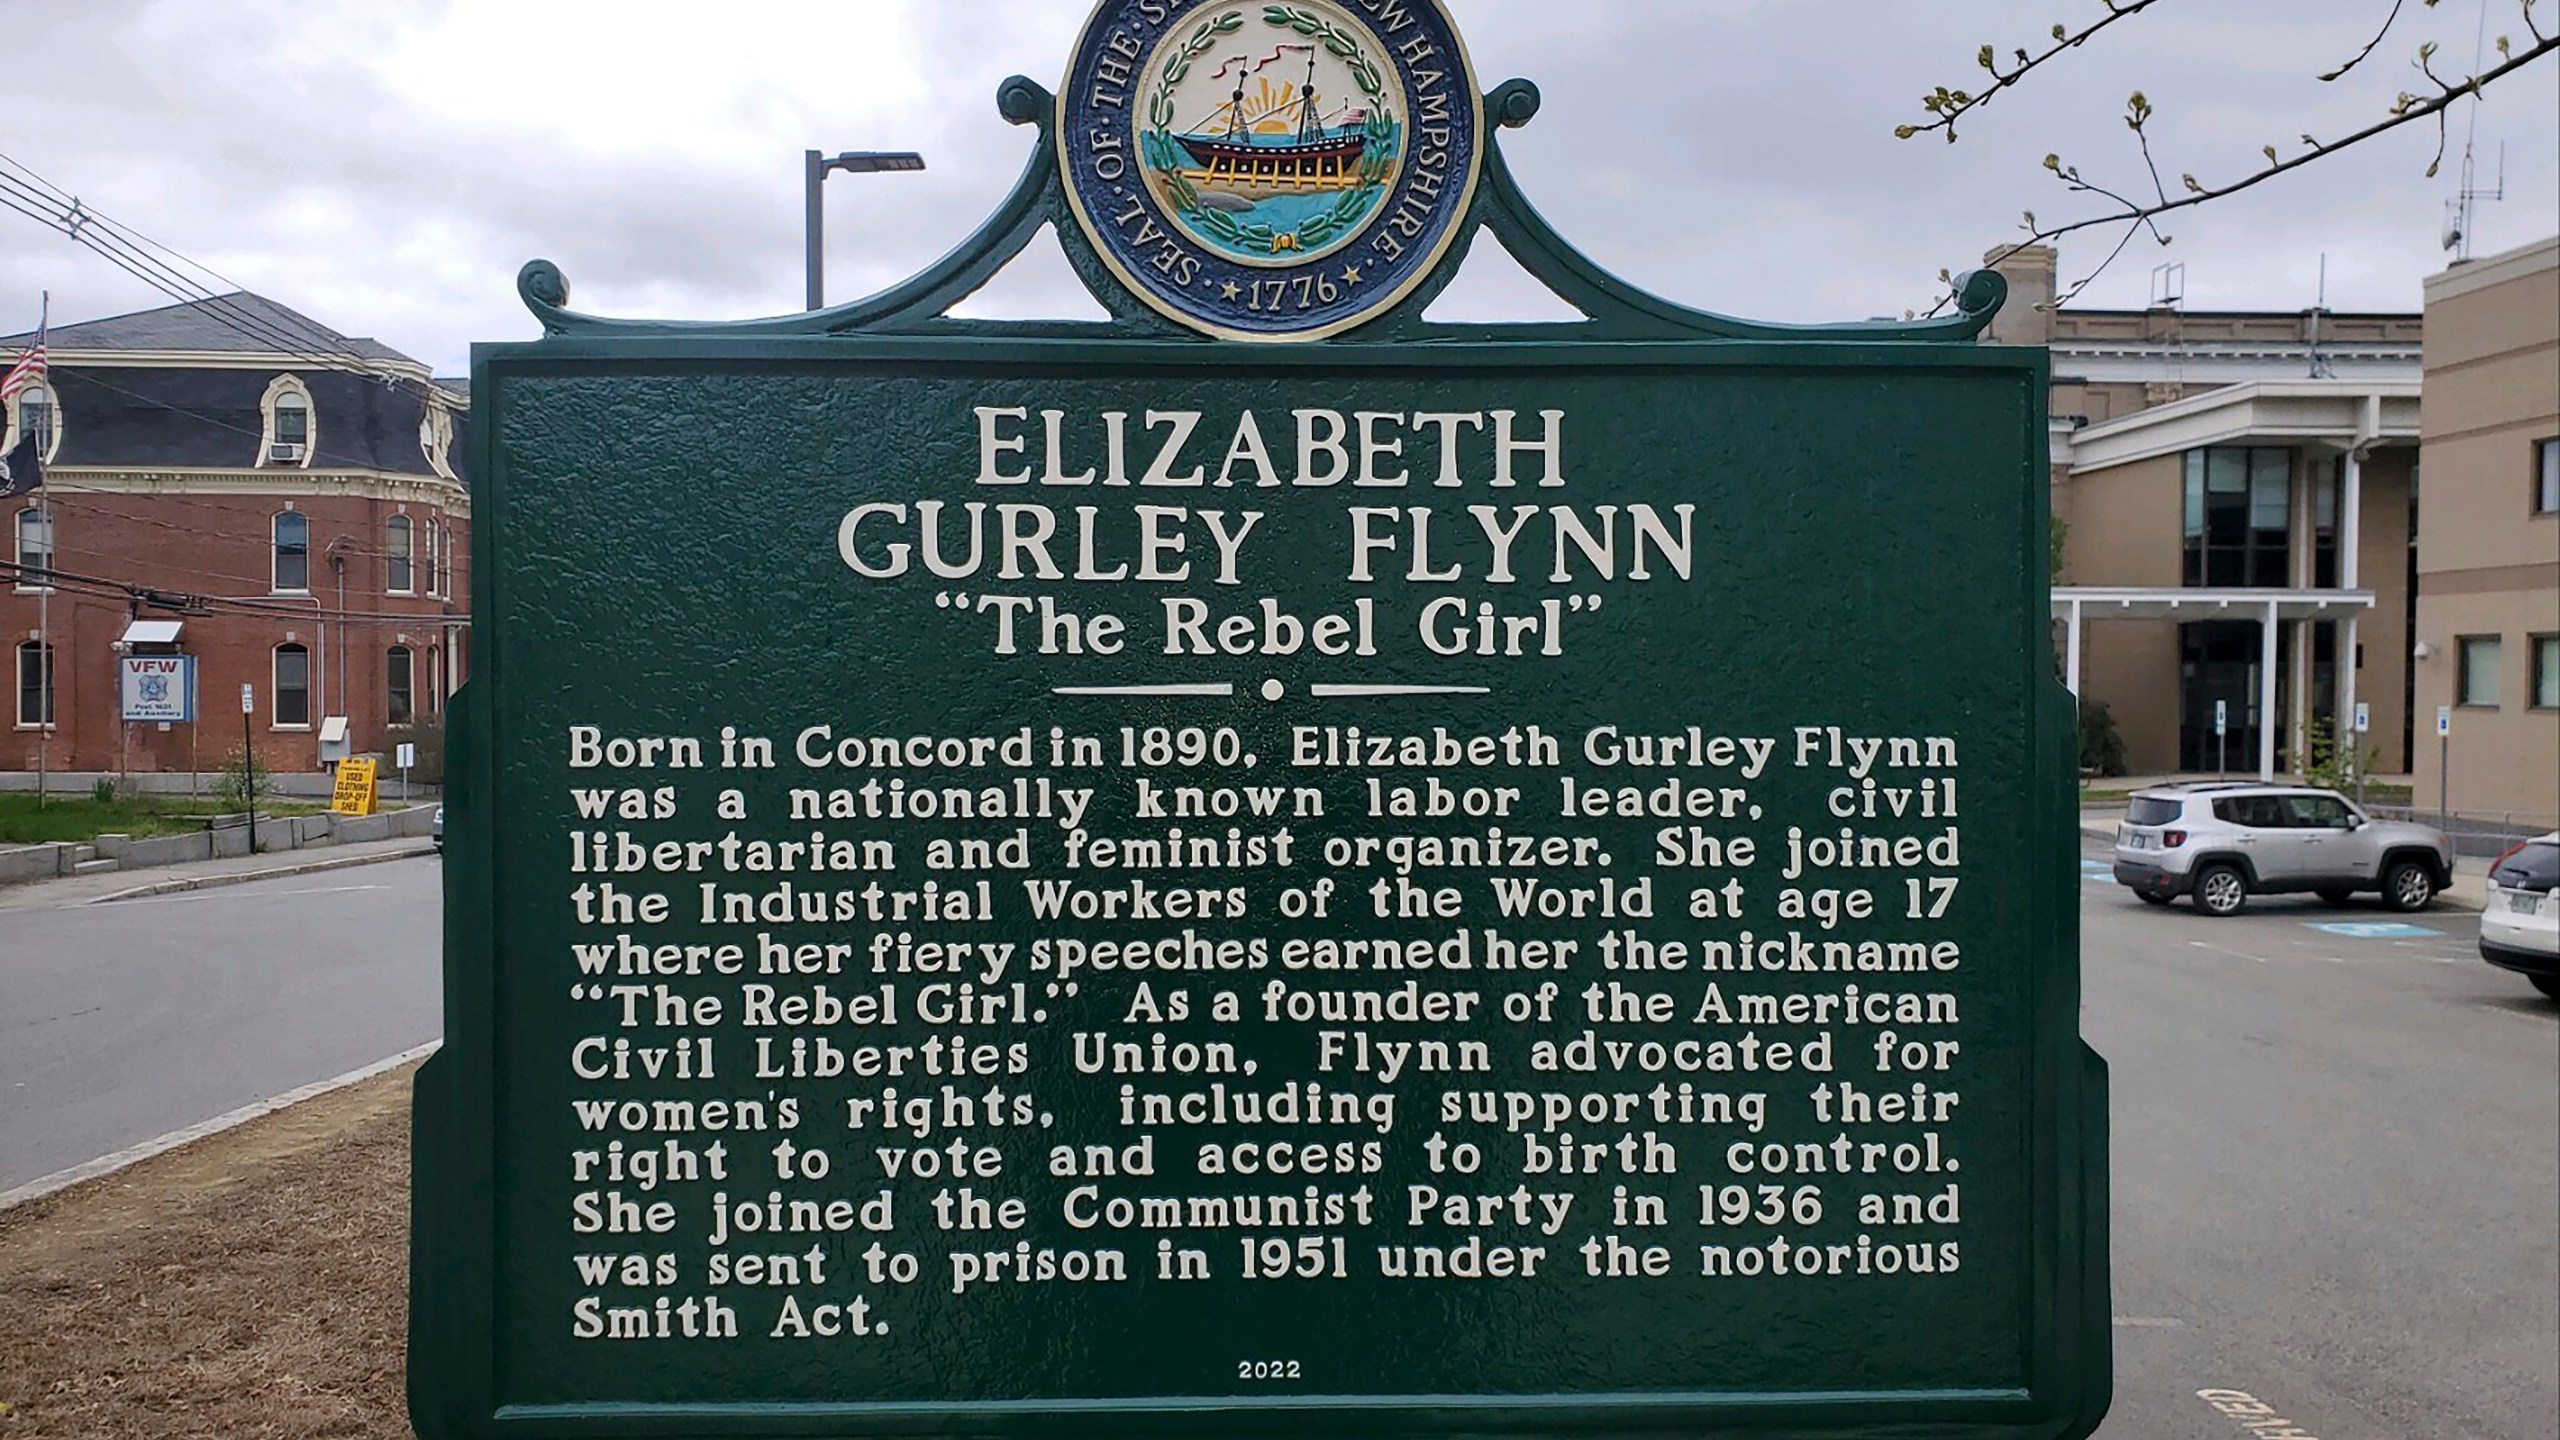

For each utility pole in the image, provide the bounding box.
[805,150,928,311]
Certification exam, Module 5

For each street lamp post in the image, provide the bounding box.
[805,150,927,311]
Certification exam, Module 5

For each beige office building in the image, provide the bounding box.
[1990,248,2427,780]
[2413,237,2560,826]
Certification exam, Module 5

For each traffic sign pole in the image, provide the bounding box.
[241,684,257,854]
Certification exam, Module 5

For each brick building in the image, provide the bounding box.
[2,293,468,777]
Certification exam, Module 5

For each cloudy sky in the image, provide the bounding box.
[3,0,2552,373]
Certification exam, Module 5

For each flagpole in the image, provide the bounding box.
[33,291,48,807]
[31,292,47,809]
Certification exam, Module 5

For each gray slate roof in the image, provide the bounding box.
[0,292,415,365]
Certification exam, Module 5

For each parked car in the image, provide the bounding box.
[2480,833,2560,1000]
[2112,782,2453,917]
[433,803,445,851]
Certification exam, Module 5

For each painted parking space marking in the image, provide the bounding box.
[2195,1387,2327,1439]
[2080,860,2113,884]
[2306,921,2440,939]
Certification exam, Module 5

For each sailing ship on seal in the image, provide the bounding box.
[1169,47,1383,202]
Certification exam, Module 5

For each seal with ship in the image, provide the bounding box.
[1058,0,1482,341]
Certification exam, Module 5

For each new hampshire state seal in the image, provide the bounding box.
[1059,0,1483,341]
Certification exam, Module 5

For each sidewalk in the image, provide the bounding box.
[0,836,436,912]
[2078,807,2492,913]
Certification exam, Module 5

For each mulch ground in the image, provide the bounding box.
[0,1068,419,1440]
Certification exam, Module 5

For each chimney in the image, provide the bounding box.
[1981,244,2057,348]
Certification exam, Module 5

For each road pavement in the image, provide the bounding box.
[2081,836,2559,1440]
[0,855,442,1193]
[1,842,2551,1435]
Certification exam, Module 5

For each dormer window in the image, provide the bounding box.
[419,403,456,481]
[260,376,316,466]
[7,381,59,462]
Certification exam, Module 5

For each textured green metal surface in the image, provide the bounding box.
[411,75,2105,1440]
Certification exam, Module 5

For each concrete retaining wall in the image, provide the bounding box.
[0,803,437,885]
[0,772,440,802]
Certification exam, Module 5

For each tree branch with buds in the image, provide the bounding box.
[1901,0,2557,316]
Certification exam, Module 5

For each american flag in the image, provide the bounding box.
[0,324,43,405]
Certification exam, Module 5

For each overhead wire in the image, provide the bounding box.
[0,154,461,408]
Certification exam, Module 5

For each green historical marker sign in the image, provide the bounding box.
[411,4,2108,1436]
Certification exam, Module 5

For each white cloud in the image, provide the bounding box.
[0,0,2546,371]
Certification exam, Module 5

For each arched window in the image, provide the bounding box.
[273,643,311,728]
[260,376,315,466]
[386,514,414,594]
[273,511,310,593]
[8,381,59,462]
[387,645,415,726]
[14,506,50,591]
[16,640,54,728]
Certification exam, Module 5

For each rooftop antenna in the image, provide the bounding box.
[2147,261,2185,311]
[2309,253,2333,379]
[2442,0,2506,260]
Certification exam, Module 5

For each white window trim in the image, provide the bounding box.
[272,507,313,596]
[15,639,55,731]
[386,512,415,596]
[4,382,61,463]
[272,643,314,732]
[258,374,317,469]
[14,505,52,595]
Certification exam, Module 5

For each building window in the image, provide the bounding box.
[14,506,51,591]
[2184,447,2293,588]
[387,514,413,594]
[15,640,52,728]
[8,381,59,462]
[2537,439,2558,515]
[2534,635,2559,711]
[387,645,414,726]
[419,403,456,481]
[274,644,311,728]
[273,510,310,593]
[2458,635,2502,709]
[261,376,315,466]
[2312,461,2339,589]
[427,517,444,598]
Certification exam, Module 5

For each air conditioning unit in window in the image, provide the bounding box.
[269,443,307,463]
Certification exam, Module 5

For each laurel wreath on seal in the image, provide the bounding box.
[1145,6,1399,256]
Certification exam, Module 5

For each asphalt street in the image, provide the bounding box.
[0,856,443,1193]
[2081,835,2560,1440]
[0,845,2552,1436]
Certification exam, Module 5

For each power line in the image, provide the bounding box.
[0,154,458,408]
[0,556,470,627]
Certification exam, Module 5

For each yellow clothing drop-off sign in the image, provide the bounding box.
[330,758,378,817]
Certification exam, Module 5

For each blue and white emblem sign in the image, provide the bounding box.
[1059,0,1483,341]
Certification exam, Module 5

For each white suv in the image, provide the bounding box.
[2481,834,2559,1000]
[2112,783,2454,918]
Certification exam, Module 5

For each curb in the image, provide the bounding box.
[0,1042,440,1213]
[86,843,438,904]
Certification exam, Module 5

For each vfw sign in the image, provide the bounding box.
[119,655,196,723]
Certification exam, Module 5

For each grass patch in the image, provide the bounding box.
[0,791,328,845]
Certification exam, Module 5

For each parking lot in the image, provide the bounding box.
[2078,832,2557,1439]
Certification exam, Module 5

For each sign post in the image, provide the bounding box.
[2437,705,2454,831]
[2353,702,2372,806]
[240,683,257,854]
[413,11,2107,1437]
[398,740,418,801]
[2215,698,2229,778]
